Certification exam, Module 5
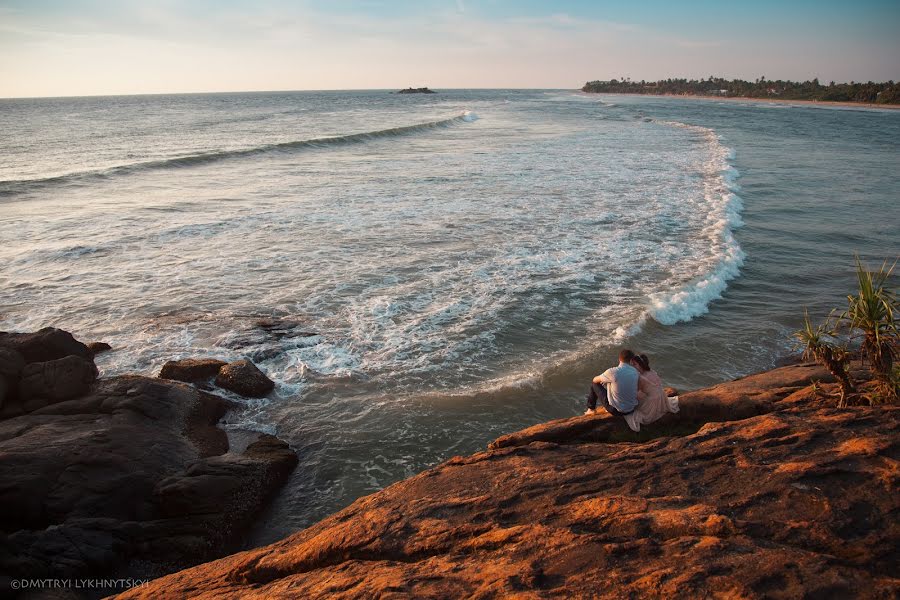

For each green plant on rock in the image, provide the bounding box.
[843,257,898,402]
[808,380,823,398]
[794,309,854,407]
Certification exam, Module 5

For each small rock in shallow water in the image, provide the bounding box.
[159,358,227,383]
[87,341,112,354]
[215,359,275,398]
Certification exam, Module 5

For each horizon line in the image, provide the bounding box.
[4,77,896,101]
[0,86,579,101]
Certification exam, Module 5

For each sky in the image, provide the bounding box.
[1,0,899,97]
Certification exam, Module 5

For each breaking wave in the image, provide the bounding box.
[0,111,478,196]
[644,120,745,326]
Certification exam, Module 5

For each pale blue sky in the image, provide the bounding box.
[1,0,898,97]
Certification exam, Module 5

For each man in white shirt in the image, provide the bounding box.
[585,349,640,417]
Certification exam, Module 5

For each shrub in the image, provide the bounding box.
[843,257,898,402]
[794,309,854,407]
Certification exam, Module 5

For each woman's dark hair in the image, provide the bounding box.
[632,354,651,371]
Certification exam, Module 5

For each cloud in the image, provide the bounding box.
[0,1,897,96]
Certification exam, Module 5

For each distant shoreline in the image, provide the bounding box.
[592,92,900,111]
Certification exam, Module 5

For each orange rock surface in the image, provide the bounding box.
[119,363,899,599]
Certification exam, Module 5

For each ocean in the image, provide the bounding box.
[1,90,897,543]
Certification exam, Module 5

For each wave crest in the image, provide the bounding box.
[0,111,477,196]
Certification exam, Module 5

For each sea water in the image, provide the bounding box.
[1,90,897,542]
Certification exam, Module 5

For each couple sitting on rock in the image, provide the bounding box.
[584,348,679,432]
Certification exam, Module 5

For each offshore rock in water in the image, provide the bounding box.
[87,340,113,354]
[121,363,899,599]
[160,357,228,383]
[397,87,436,94]
[216,358,275,397]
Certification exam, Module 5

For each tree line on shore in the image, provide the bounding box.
[582,77,900,104]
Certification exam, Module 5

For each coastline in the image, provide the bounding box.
[2,326,897,598]
[595,91,900,111]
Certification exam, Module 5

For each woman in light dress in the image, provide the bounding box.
[623,354,679,432]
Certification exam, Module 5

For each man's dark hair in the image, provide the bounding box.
[619,349,636,363]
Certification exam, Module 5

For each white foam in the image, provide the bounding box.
[3,94,752,414]
[285,342,361,377]
[644,121,746,325]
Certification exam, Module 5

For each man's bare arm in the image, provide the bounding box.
[592,374,610,385]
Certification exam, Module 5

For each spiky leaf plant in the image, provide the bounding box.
[794,309,855,407]
[843,257,898,402]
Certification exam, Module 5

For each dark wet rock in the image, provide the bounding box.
[0,331,97,419]
[187,391,238,458]
[214,319,318,359]
[215,359,275,398]
[0,326,92,364]
[120,364,898,600]
[255,318,317,339]
[18,355,98,410]
[0,327,297,597]
[154,434,298,550]
[0,374,297,591]
[0,347,25,378]
[87,341,112,354]
[159,358,227,383]
[0,348,25,410]
[249,347,284,363]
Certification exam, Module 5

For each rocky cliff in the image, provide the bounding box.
[119,362,899,599]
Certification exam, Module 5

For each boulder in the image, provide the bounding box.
[87,341,113,355]
[215,359,275,397]
[0,327,92,363]
[18,355,98,410]
[159,358,227,383]
[0,375,297,591]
